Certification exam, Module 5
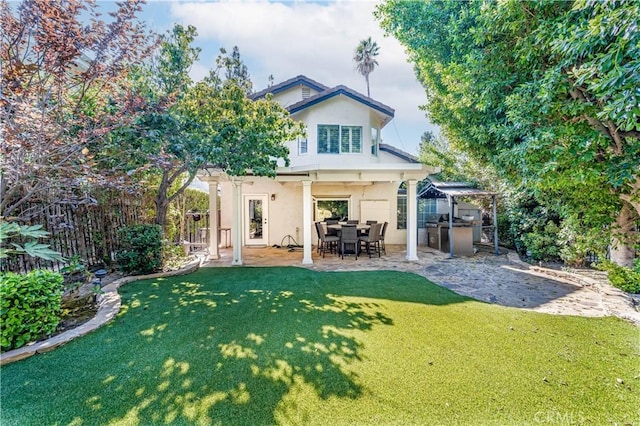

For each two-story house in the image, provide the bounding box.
[199,75,437,265]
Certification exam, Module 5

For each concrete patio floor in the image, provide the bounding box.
[204,244,640,324]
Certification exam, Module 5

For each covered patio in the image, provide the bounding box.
[198,159,437,266]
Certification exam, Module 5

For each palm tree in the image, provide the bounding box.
[353,37,380,97]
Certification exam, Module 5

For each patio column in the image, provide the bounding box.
[207,179,219,260]
[406,179,419,261]
[231,177,243,266]
[302,180,313,265]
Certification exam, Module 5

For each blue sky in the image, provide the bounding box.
[114,0,439,155]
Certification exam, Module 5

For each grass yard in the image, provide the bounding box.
[1,267,638,425]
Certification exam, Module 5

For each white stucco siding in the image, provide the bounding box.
[288,96,398,168]
[219,178,407,248]
[272,86,322,108]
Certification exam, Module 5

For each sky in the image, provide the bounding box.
[122,0,439,155]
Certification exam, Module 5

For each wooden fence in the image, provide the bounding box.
[2,193,145,274]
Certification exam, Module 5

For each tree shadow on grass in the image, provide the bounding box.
[0,267,468,425]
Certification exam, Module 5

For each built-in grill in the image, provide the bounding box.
[425,214,476,255]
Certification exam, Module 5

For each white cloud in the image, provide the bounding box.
[167,0,437,153]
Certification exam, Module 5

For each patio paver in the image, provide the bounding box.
[205,244,640,323]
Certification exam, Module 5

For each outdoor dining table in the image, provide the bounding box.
[326,223,370,232]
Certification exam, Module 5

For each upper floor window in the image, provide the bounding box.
[318,125,340,153]
[341,126,362,153]
[371,127,379,156]
[318,124,362,154]
[298,137,308,155]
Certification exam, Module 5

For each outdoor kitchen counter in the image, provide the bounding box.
[425,221,477,256]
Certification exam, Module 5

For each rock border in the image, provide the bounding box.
[0,258,202,366]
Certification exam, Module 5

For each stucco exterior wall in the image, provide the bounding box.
[287,96,389,168]
[272,86,322,109]
[218,179,408,248]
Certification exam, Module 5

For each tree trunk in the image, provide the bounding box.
[609,202,637,267]
[154,170,172,234]
[365,73,370,97]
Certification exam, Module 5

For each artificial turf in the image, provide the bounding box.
[1,267,638,425]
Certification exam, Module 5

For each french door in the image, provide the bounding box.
[244,195,269,246]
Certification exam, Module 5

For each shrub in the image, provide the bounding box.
[596,260,640,294]
[116,224,163,274]
[0,270,64,351]
[521,221,562,262]
[162,240,188,270]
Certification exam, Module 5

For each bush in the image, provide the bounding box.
[162,240,188,270]
[0,270,64,351]
[116,224,163,274]
[521,221,562,262]
[596,260,640,294]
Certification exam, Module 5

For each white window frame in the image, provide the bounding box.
[318,124,340,154]
[318,124,362,154]
[298,137,308,155]
[340,126,362,153]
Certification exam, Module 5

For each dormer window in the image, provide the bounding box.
[301,87,310,99]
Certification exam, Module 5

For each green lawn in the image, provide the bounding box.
[1,267,638,425]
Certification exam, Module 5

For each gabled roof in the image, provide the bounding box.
[288,84,394,118]
[379,143,417,163]
[250,75,329,100]
[251,75,395,119]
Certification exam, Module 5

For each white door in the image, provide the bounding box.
[244,195,269,246]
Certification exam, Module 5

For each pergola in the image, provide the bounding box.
[418,181,499,257]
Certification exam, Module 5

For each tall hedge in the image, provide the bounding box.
[0,270,64,351]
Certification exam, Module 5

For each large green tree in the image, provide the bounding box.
[376,0,640,266]
[112,25,304,231]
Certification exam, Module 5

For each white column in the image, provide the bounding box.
[406,179,419,261]
[231,177,243,266]
[207,180,220,260]
[302,180,313,265]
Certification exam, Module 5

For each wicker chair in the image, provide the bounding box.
[339,225,359,260]
[359,222,382,258]
[316,222,339,257]
[380,221,388,255]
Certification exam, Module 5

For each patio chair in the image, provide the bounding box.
[339,224,359,260]
[361,220,377,237]
[316,221,339,258]
[346,219,359,225]
[324,219,339,236]
[359,222,382,258]
[315,221,322,253]
[380,221,388,255]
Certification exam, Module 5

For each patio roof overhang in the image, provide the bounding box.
[200,163,438,185]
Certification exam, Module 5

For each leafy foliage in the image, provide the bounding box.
[1,0,154,220]
[596,260,640,294]
[116,225,163,274]
[0,221,63,262]
[0,270,64,351]
[113,25,304,231]
[376,0,640,265]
